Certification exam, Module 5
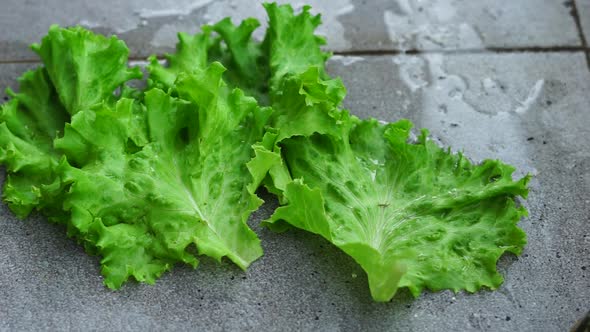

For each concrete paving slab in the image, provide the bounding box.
[0,0,583,61]
[0,0,354,61]
[375,0,582,51]
[1,51,589,331]
[328,52,590,330]
[576,0,590,44]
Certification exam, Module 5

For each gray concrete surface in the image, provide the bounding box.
[0,0,583,61]
[1,1,590,331]
[577,0,590,44]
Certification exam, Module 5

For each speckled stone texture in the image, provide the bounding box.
[0,1,589,331]
[576,0,590,44]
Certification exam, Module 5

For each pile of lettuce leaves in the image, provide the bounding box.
[0,3,530,302]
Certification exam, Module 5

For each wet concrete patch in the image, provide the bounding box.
[0,0,583,61]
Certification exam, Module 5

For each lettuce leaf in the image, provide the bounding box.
[0,25,141,221]
[54,63,270,288]
[0,4,530,299]
[147,17,268,101]
[263,3,331,92]
[0,68,68,218]
[264,118,529,301]
[210,17,269,100]
[32,25,142,115]
[255,3,530,302]
[147,29,212,90]
[2,25,269,289]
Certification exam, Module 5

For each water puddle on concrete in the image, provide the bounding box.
[135,0,213,19]
[514,80,545,115]
[390,53,539,178]
[330,55,365,67]
[383,0,484,50]
[75,0,213,34]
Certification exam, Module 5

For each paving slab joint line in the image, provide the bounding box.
[569,0,590,69]
[1,47,590,65]
[333,46,588,56]
[0,59,43,64]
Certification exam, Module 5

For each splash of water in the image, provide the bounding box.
[390,53,537,178]
[383,0,484,51]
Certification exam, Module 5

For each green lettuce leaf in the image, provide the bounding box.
[0,68,69,218]
[211,17,269,102]
[265,117,529,301]
[0,4,531,300]
[148,17,268,101]
[54,99,177,285]
[32,25,142,115]
[147,28,212,90]
[255,3,530,302]
[263,3,331,92]
[245,3,347,198]
[54,63,270,288]
[0,25,142,220]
